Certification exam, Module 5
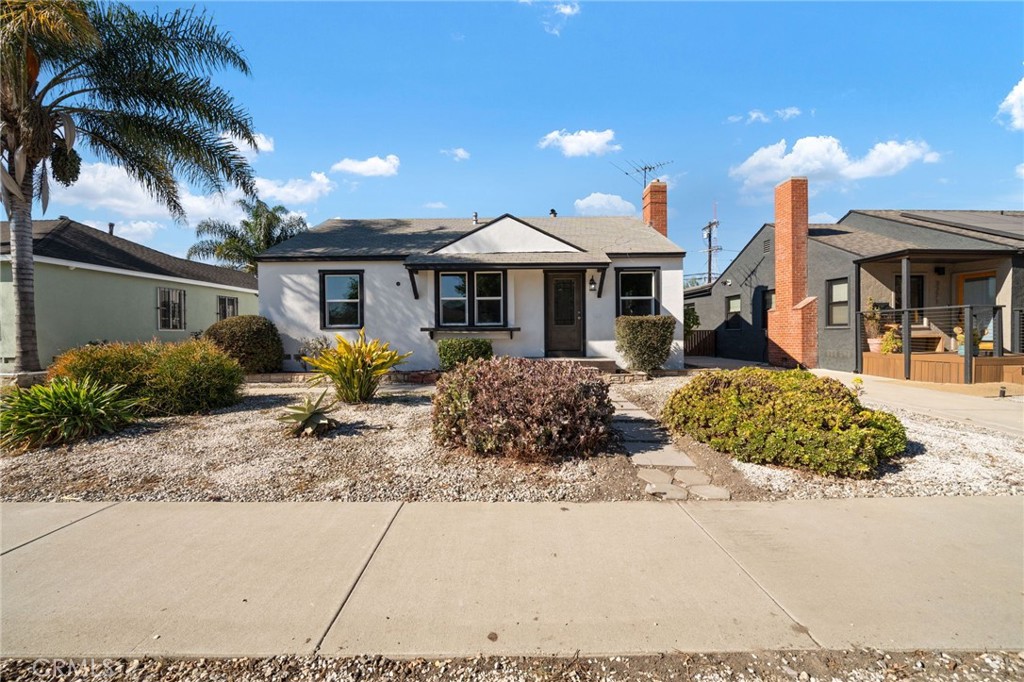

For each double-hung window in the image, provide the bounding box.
[725,295,741,330]
[158,288,186,330]
[826,278,849,327]
[320,271,363,328]
[217,296,239,321]
[438,271,505,326]
[617,270,658,316]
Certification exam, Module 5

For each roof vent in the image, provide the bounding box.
[549,208,557,218]
[472,212,478,225]
[108,222,115,235]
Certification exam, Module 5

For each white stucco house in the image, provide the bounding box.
[257,181,687,371]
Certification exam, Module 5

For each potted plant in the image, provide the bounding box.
[880,327,902,354]
[863,297,883,352]
[953,326,981,356]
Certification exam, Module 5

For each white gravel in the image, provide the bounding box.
[617,377,1024,500]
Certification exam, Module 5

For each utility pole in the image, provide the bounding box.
[700,203,721,285]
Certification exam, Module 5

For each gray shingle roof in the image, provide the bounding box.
[847,210,1024,248]
[1,218,258,290]
[807,225,918,257]
[258,215,684,261]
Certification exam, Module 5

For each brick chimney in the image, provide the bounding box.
[642,180,668,237]
[767,177,818,368]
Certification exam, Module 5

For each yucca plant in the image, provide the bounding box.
[303,329,413,403]
[0,376,143,452]
[277,389,339,438]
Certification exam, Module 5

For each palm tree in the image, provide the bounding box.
[1,1,256,373]
[188,198,308,273]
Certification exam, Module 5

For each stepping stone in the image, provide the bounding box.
[674,469,711,486]
[636,468,673,485]
[613,416,667,443]
[688,484,731,501]
[627,443,696,467]
[644,482,689,500]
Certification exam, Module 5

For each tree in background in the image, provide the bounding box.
[187,198,308,273]
[0,1,256,372]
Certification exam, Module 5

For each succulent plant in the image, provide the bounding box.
[278,389,339,438]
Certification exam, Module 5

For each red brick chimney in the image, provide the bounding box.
[767,177,818,368]
[642,180,668,237]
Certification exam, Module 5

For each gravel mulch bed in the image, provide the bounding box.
[616,377,1024,501]
[0,385,645,503]
[3,650,1022,682]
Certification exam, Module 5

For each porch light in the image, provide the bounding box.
[589,276,597,292]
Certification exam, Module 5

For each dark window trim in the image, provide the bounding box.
[613,267,661,317]
[157,287,186,331]
[825,277,850,328]
[761,289,775,330]
[725,294,742,331]
[319,270,364,330]
[216,295,239,321]
[433,269,508,328]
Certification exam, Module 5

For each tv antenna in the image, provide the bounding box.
[610,159,673,186]
[700,202,722,285]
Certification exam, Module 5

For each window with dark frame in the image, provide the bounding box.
[217,296,239,321]
[158,288,186,330]
[618,270,657,316]
[826,278,849,327]
[894,274,925,324]
[725,295,741,330]
[437,271,506,327]
[321,272,362,328]
[761,289,775,330]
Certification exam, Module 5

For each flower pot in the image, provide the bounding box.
[867,338,883,353]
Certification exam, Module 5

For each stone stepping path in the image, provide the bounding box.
[609,390,730,502]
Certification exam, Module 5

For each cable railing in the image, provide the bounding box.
[855,304,1005,384]
[1013,308,1024,354]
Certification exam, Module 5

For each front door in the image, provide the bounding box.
[545,272,584,356]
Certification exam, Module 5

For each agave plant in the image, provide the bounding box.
[303,329,412,403]
[277,389,339,438]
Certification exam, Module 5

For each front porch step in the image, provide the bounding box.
[539,357,620,373]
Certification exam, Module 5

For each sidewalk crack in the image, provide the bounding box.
[1,501,122,556]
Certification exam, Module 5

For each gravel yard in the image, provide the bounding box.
[617,377,1024,501]
[0,385,645,503]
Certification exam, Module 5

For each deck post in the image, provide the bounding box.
[853,265,862,374]
[993,306,1003,357]
[901,256,911,380]
[964,305,973,385]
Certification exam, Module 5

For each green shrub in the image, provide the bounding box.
[277,389,339,437]
[203,315,283,373]
[304,329,412,403]
[683,307,700,339]
[437,338,494,371]
[615,315,677,372]
[49,339,243,415]
[432,357,613,462]
[880,327,903,354]
[661,368,906,478]
[0,377,143,452]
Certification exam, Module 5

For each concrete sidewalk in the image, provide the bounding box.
[1,498,1021,658]
[812,369,1024,437]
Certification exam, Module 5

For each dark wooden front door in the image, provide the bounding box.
[545,272,584,356]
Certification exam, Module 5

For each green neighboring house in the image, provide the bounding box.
[1,217,258,371]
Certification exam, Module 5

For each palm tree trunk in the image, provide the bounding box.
[9,166,41,372]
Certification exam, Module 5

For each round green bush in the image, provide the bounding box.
[48,341,160,399]
[436,338,493,371]
[615,315,677,373]
[661,368,907,478]
[203,315,283,374]
[432,357,613,462]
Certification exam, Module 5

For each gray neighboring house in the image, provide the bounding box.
[686,178,1024,383]
[1,217,258,371]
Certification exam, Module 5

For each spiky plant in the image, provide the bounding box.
[277,389,339,438]
[304,330,413,404]
[187,197,308,273]
[0,1,257,371]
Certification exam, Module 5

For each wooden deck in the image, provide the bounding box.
[862,352,1024,384]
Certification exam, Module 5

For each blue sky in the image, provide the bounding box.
[46,1,1024,277]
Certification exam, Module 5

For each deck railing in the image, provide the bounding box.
[855,304,1004,384]
[1013,308,1023,354]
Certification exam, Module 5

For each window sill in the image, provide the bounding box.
[421,326,521,339]
[321,325,361,331]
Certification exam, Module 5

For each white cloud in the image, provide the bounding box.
[330,154,400,177]
[423,201,447,209]
[775,106,802,121]
[729,136,941,192]
[554,2,580,16]
[441,147,470,162]
[726,115,743,124]
[1016,163,1024,180]
[747,110,770,124]
[81,219,165,243]
[254,172,335,204]
[808,212,838,224]
[997,77,1024,130]
[221,131,275,162]
[539,1,580,36]
[573,192,637,216]
[539,129,621,157]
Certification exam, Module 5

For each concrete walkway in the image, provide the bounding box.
[2,497,1020,658]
